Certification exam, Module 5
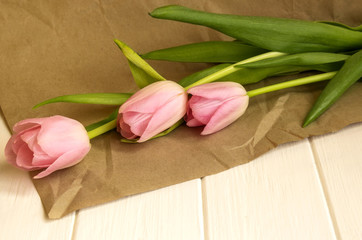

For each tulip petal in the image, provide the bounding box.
[19,128,54,166]
[120,81,184,113]
[139,93,187,142]
[122,90,183,114]
[118,116,138,139]
[32,140,57,166]
[188,96,221,124]
[11,135,26,154]
[32,153,55,167]
[16,144,37,170]
[202,95,249,135]
[123,111,153,136]
[33,146,90,179]
[186,118,204,127]
[37,116,90,158]
[5,135,18,166]
[20,128,39,151]
[187,82,246,99]
[13,118,46,133]
[32,143,51,160]
[185,104,204,127]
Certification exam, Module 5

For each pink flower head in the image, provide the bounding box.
[186,82,249,135]
[5,115,91,179]
[118,80,188,142]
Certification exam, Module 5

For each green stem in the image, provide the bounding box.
[87,119,117,140]
[184,51,286,90]
[247,72,337,98]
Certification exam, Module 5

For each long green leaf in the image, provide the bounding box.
[304,62,344,72]
[237,52,349,68]
[178,64,230,87]
[114,39,166,88]
[141,41,267,62]
[303,49,362,126]
[150,5,362,53]
[178,63,306,87]
[85,109,118,132]
[33,93,132,109]
[179,61,345,88]
[319,21,362,32]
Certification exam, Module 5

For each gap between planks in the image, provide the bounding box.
[308,138,341,240]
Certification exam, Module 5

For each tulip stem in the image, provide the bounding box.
[247,72,337,98]
[184,51,286,90]
[87,119,117,140]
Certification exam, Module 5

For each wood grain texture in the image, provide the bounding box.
[311,123,362,240]
[0,116,75,240]
[202,140,337,240]
[73,179,204,240]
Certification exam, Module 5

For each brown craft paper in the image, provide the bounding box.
[1,0,361,219]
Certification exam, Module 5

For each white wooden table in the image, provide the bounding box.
[1,113,361,240]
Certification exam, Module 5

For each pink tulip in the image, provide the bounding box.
[118,80,188,142]
[186,82,249,135]
[5,115,91,179]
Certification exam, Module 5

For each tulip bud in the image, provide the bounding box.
[5,116,91,178]
[186,82,249,135]
[118,80,188,142]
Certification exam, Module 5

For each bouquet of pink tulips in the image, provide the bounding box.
[5,5,362,178]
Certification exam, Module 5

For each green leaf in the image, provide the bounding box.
[319,21,362,32]
[141,41,267,63]
[114,39,166,88]
[85,109,118,132]
[179,60,345,89]
[303,49,362,127]
[179,63,319,87]
[33,93,133,109]
[308,62,345,72]
[236,52,349,68]
[150,5,362,53]
[217,66,308,85]
[178,64,229,87]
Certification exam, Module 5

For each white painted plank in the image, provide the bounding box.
[73,179,204,240]
[311,123,362,240]
[202,140,336,240]
[0,115,75,240]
